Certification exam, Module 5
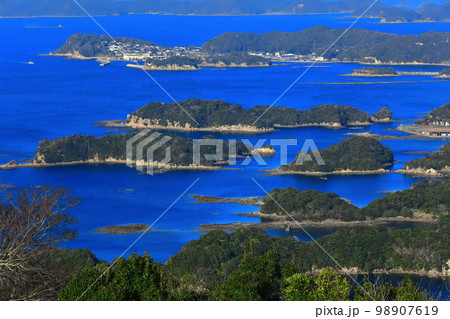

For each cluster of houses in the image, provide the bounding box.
[101,40,204,62]
[249,51,326,62]
[421,120,450,137]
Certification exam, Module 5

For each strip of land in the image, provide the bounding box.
[192,195,263,206]
[95,224,151,234]
[197,216,435,232]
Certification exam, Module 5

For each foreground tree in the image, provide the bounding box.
[0,185,79,300]
[58,253,182,301]
[282,268,350,301]
[211,250,281,301]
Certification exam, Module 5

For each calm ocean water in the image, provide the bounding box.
[0,14,449,298]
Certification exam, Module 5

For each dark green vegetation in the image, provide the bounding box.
[170,225,445,280]
[440,69,450,76]
[34,133,251,168]
[379,1,450,23]
[260,187,361,221]
[203,52,271,66]
[372,107,394,121]
[167,226,448,299]
[1,185,443,300]
[52,33,157,58]
[129,99,379,129]
[421,101,450,123]
[59,229,435,301]
[403,143,450,174]
[352,67,397,75]
[363,178,450,218]
[259,178,450,221]
[280,136,394,173]
[1,0,447,23]
[203,27,450,64]
[145,56,199,69]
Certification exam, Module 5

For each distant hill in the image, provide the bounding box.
[203,27,450,64]
[1,0,448,22]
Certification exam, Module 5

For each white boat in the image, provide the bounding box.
[27,61,34,65]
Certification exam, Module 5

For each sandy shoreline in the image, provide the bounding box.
[97,119,377,133]
[0,160,228,174]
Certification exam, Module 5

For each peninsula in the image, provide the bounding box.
[203,27,450,65]
[101,99,392,133]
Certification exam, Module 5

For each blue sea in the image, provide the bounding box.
[0,14,449,298]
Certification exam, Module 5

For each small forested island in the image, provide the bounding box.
[95,224,150,234]
[271,136,394,175]
[371,107,394,123]
[103,99,392,133]
[400,143,450,177]
[347,66,442,77]
[351,67,397,76]
[203,27,450,65]
[0,133,263,173]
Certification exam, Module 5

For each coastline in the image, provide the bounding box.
[262,168,389,177]
[126,63,198,71]
[344,132,429,140]
[96,119,274,133]
[396,168,450,178]
[97,118,378,133]
[341,71,440,78]
[197,216,436,232]
[311,267,449,279]
[0,159,229,174]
